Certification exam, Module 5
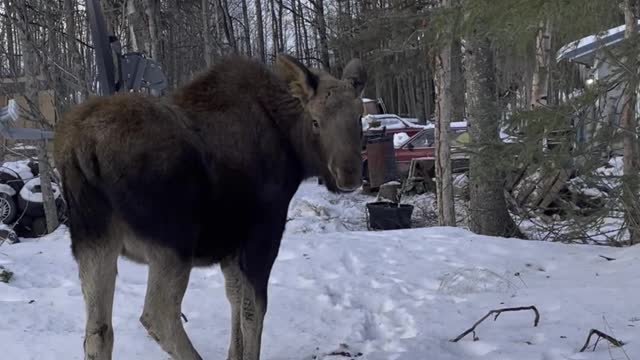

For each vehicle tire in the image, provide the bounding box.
[18,178,61,218]
[56,197,68,225]
[13,215,32,238]
[362,160,369,181]
[0,226,19,244]
[27,161,39,177]
[0,169,24,195]
[0,193,18,224]
[30,217,48,237]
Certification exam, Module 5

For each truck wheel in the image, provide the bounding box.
[30,217,48,237]
[0,193,17,224]
[18,178,62,218]
[0,170,24,194]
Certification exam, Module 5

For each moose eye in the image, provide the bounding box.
[312,119,320,129]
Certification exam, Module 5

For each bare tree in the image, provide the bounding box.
[241,0,252,56]
[11,0,59,233]
[312,0,330,70]
[202,0,215,66]
[64,0,88,103]
[143,0,162,63]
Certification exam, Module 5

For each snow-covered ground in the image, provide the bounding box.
[1,182,639,360]
[285,181,447,234]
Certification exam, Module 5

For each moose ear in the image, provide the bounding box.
[342,58,367,97]
[275,54,318,102]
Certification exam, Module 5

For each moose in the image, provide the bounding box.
[54,53,367,360]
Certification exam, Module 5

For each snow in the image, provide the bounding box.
[362,114,426,131]
[0,183,16,196]
[0,99,19,122]
[19,178,61,203]
[0,160,34,181]
[400,117,420,124]
[393,132,410,147]
[556,21,640,64]
[11,144,38,151]
[286,181,441,233]
[596,156,624,178]
[1,183,639,360]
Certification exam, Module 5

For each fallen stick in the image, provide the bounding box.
[579,329,624,352]
[450,305,540,342]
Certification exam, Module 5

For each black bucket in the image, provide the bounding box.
[366,201,414,230]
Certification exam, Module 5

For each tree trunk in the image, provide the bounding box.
[220,0,237,53]
[143,0,162,63]
[277,0,285,53]
[408,75,417,117]
[292,0,301,58]
[127,0,143,52]
[622,0,640,244]
[202,0,215,66]
[298,0,310,65]
[13,0,59,233]
[395,77,402,114]
[465,31,522,238]
[416,71,426,123]
[270,0,279,55]
[433,0,456,226]
[38,143,59,233]
[450,37,465,121]
[64,0,88,102]
[314,0,331,70]
[3,0,17,76]
[255,0,266,61]
[531,20,552,109]
[241,0,252,56]
[424,69,433,123]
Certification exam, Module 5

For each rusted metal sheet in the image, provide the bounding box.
[366,135,398,188]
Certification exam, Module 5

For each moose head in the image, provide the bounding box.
[276,54,367,192]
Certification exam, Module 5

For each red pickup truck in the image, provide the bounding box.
[362,124,470,181]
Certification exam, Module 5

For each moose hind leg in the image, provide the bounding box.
[140,250,202,360]
[222,257,244,360]
[240,274,268,360]
[75,241,119,360]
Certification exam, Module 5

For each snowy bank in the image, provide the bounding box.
[1,225,638,359]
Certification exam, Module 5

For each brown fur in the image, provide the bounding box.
[54,54,366,360]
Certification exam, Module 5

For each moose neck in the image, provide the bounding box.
[170,57,323,182]
[259,87,322,180]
